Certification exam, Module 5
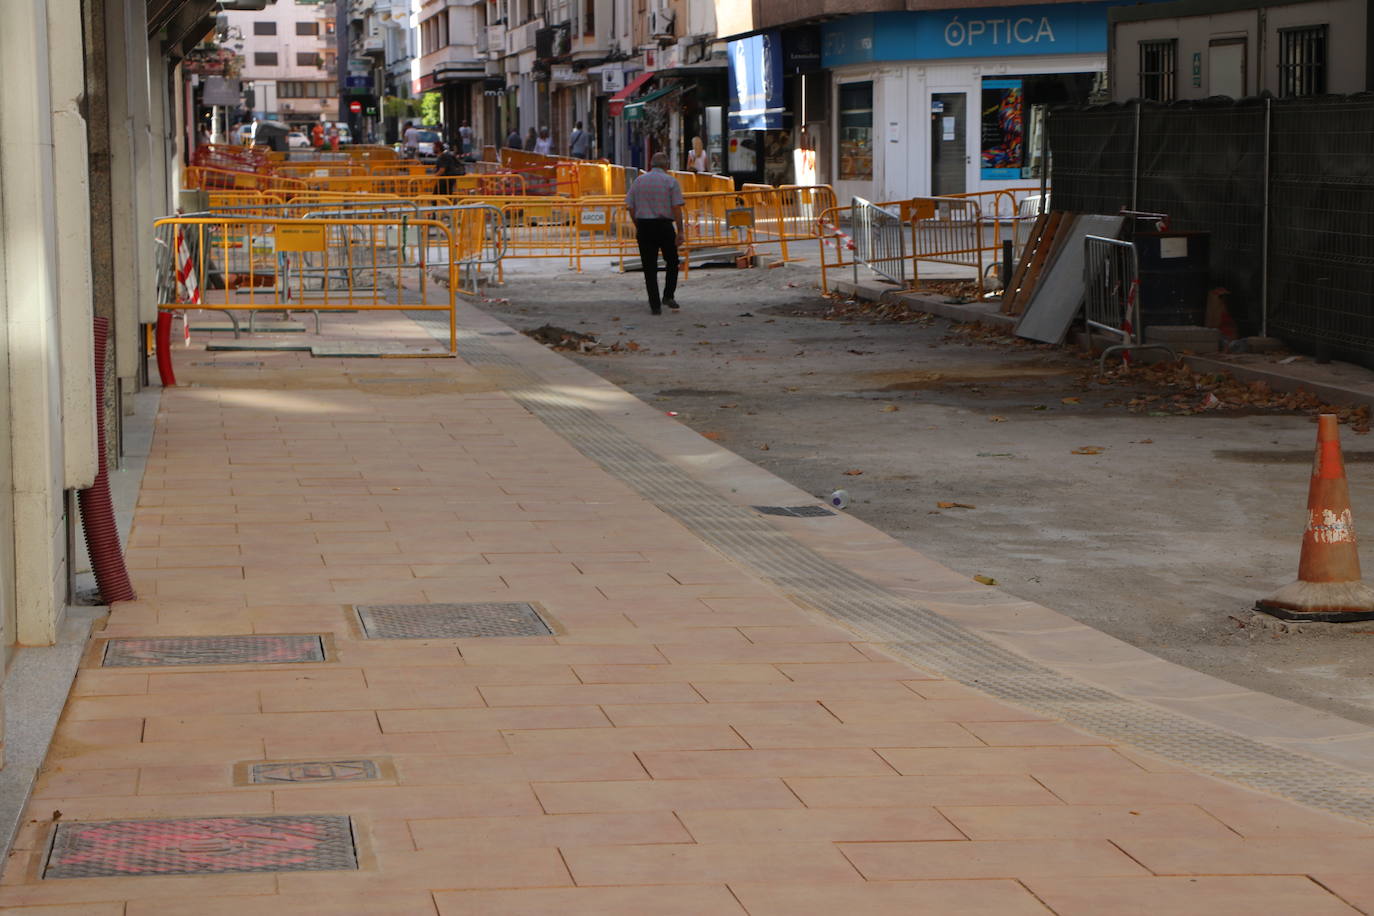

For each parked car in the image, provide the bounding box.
[415,130,442,161]
[287,131,310,149]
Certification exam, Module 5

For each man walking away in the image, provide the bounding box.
[402,121,419,159]
[624,152,685,315]
[458,121,473,155]
[433,142,464,195]
[506,126,522,149]
[524,127,538,151]
[569,121,591,159]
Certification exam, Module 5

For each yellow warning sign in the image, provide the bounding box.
[275,225,326,252]
[901,200,936,222]
[726,207,755,228]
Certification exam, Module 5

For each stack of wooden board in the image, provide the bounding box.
[1001,212,1064,318]
[1002,212,1128,345]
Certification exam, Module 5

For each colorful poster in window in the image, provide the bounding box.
[980,79,1024,179]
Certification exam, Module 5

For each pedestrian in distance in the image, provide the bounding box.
[686,136,709,173]
[624,152,685,315]
[433,142,464,195]
[506,126,522,149]
[458,121,473,155]
[402,121,420,159]
[569,120,591,159]
[311,122,325,149]
[524,127,538,151]
[534,126,553,155]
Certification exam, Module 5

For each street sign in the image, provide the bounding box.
[349,101,362,113]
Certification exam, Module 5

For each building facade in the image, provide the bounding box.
[0,0,219,775]
[721,2,1118,198]
[225,0,338,131]
[1108,0,1367,102]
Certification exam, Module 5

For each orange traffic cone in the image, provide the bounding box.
[1257,414,1374,621]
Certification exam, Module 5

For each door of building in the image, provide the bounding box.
[930,91,967,196]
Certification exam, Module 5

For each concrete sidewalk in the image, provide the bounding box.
[4,308,1373,914]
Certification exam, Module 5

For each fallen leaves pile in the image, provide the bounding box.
[523,325,641,355]
[1092,361,1372,430]
[819,295,936,325]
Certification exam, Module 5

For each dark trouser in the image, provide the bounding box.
[635,218,678,311]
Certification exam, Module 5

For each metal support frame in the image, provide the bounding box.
[1083,234,1176,372]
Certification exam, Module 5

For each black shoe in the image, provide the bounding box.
[664,298,679,310]
[650,306,662,315]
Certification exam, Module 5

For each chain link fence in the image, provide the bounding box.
[1050,95,1374,367]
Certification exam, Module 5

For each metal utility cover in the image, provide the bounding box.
[44,815,357,879]
[354,602,552,639]
[249,759,380,784]
[1015,214,1127,344]
[102,635,326,667]
[753,505,837,518]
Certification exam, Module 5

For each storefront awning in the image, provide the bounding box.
[622,85,678,121]
[608,72,654,117]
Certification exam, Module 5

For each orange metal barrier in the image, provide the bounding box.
[184,166,308,192]
[154,215,458,354]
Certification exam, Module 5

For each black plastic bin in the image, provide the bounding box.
[1133,231,1210,330]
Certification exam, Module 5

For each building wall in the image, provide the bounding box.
[1109,0,1366,100]
[227,1,336,123]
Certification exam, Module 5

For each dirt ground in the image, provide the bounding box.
[474,256,1374,727]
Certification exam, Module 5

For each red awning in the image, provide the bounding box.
[608,72,654,117]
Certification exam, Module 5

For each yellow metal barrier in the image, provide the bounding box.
[154,215,458,354]
[184,166,307,192]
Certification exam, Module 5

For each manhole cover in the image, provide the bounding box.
[354,602,552,639]
[753,505,837,518]
[102,635,326,667]
[249,759,380,784]
[44,815,357,879]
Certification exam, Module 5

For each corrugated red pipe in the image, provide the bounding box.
[155,310,176,386]
[78,316,135,603]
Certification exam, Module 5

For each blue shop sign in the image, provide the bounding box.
[822,3,1114,67]
[728,31,786,130]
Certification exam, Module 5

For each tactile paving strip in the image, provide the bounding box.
[753,505,837,518]
[438,320,1374,824]
[102,635,326,667]
[249,760,380,784]
[44,815,357,879]
[354,602,552,639]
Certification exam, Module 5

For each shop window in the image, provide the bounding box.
[253,21,276,35]
[1139,39,1177,101]
[253,52,279,67]
[296,21,319,36]
[1279,25,1327,97]
[838,81,873,181]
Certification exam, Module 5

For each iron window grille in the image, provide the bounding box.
[1278,25,1327,97]
[1139,39,1177,101]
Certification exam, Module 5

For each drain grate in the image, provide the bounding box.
[355,377,437,384]
[354,602,551,639]
[44,815,357,879]
[753,505,837,518]
[249,759,380,784]
[102,635,326,668]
